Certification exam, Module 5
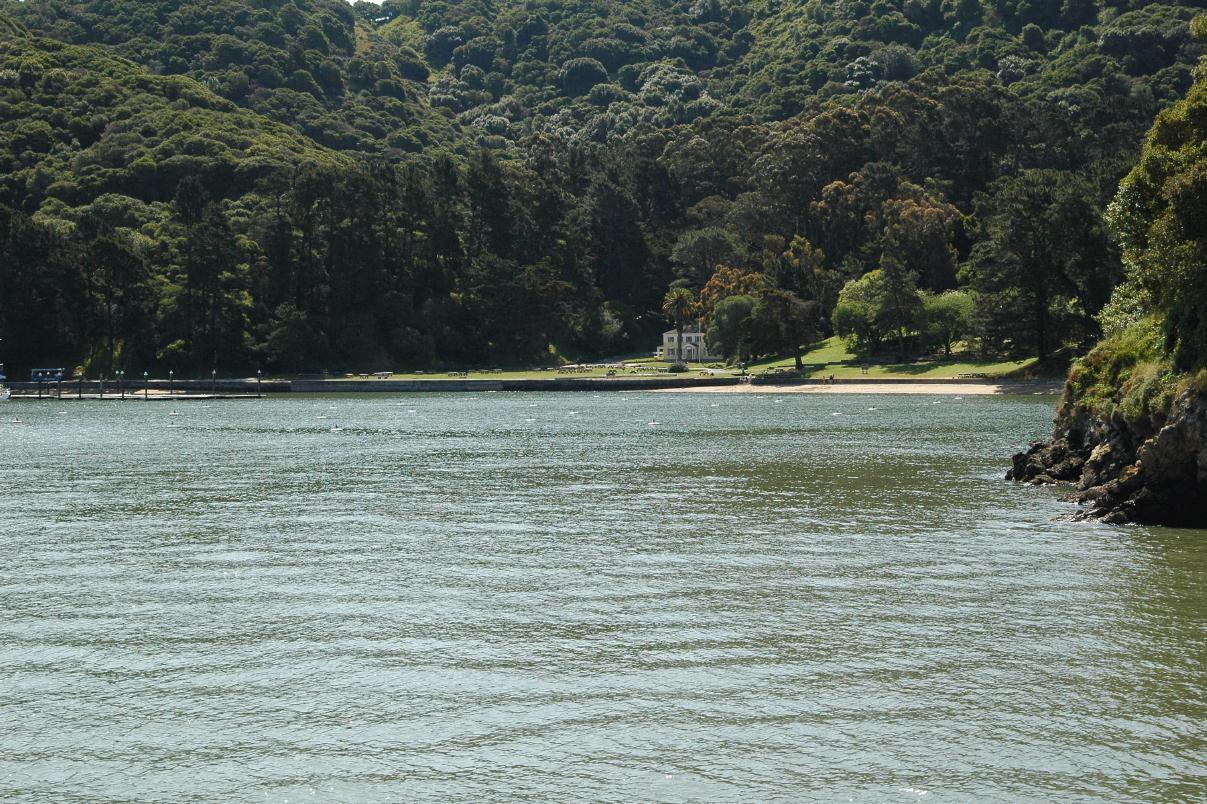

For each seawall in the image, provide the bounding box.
[289,377,741,392]
[8,376,741,395]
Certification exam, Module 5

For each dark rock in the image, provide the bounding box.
[1050,455,1084,481]
[1008,388,1207,527]
[1009,451,1028,480]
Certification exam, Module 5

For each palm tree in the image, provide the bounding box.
[661,287,698,363]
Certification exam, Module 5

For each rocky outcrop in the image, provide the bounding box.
[1009,389,1207,526]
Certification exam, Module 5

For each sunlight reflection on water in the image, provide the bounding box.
[1,392,1204,801]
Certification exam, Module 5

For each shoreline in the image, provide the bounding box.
[7,377,1064,397]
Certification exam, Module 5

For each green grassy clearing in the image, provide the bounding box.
[318,336,1036,382]
[746,337,1037,379]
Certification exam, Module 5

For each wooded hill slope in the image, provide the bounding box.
[1,0,1204,375]
[362,0,1201,147]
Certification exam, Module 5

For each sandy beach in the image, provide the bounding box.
[656,381,1063,395]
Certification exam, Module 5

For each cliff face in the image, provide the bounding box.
[1009,388,1207,526]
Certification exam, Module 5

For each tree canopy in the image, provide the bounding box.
[1,0,1205,374]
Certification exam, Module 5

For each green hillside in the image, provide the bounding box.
[332,0,1205,150]
[0,31,350,207]
[7,0,457,154]
[1,0,1206,377]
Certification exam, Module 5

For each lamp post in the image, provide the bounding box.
[211,369,216,397]
[256,369,262,398]
[117,370,125,399]
[99,374,104,399]
[143,371,149,400]
[169,369,174,396]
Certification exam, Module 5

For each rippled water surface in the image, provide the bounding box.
[1,392,1204,802]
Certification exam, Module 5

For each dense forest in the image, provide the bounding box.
[1068,29,1207,416]
[0,0,1204,375]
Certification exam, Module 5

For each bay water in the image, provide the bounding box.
[1,392,1203,801]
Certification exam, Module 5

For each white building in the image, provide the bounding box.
[656,320,715,362]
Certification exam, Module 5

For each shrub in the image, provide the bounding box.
[1066,316,1173,420]
[560,57,608,96]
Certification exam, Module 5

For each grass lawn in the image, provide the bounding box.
[315,336,1036,382]
[746,337,1037,379]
